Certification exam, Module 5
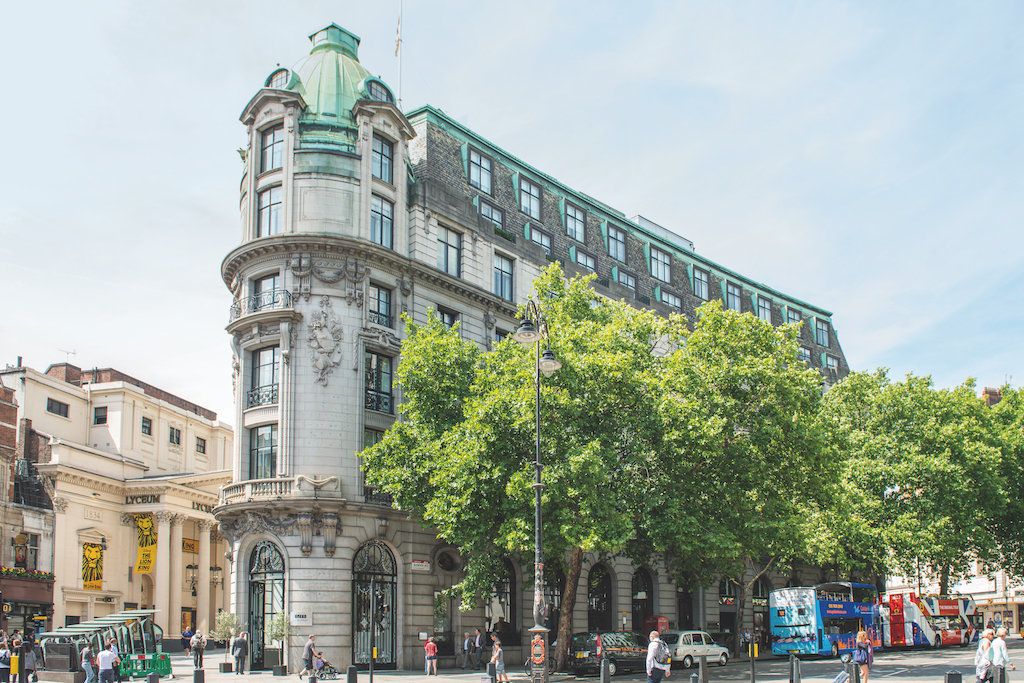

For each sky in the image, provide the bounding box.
[1,1,1021,427]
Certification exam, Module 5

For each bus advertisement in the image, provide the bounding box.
[880,592,978,648]
[770,582,881,658]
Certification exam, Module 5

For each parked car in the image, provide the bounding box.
[569,631,649,676]
[661,631,729,669]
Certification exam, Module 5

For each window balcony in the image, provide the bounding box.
[247,384,279,409]
[362,486,394,506]
[365,389,394,414]
[367,310,392,328]
[229,289,293,323]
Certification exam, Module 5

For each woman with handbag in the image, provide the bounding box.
[854,631,873,683]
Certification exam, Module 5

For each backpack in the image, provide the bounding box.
[654,640,670,664]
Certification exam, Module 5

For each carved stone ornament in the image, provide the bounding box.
[345,286,365,309]
[353,327,402,370]
[484,311,496,331]
[291,254,368,302]
[281,322,292,365]
[322,512,339,557]
[53,497,68,514]
[198,519,216,533]
[297,512,313,556]
[309,296,344,386]
[121,513,136,527]
[153,511,176,524]
[219,511,298,545]
[399,275,412,298]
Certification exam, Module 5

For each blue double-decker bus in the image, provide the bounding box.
[770,582,881,657]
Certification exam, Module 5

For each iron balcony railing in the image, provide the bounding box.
[229,289,293,322]
[362,486,394,506]
[365,389,394,414]
[367,310,392,328]
[246,384,279,409]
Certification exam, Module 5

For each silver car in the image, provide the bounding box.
[661,631,729,669]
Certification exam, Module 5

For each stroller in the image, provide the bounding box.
[314,654,339,680]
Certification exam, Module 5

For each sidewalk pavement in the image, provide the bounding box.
[166,653,574,683]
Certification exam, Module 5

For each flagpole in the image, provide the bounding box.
[396,0,403,110]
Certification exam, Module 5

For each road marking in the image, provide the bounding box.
[879,669,910,677]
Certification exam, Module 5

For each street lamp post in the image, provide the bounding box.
[513,300,561,683]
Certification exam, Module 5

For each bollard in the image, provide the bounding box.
[700,656,709,683]
[945,670,962,683]
[193,669,205,683]
[691,674,699,683]
[148,674,160,683]
[346,665,358,683]
[310,675,317,683]
[488,661,497,683]
[789,655,801,683]
[994,669,1006,683]
[600,658,610,683]
[749,643,756,683]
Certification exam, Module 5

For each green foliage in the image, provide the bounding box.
[265,612,293,643]
[209,611,243,642]
[989,387,1024,580]
[819,370,1005,587]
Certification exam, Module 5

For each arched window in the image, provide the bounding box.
[752,578,771,645]
[544,567,566,637]
[352,540,397,669]
[487,559,517,639]
[632,569,654,633]
[248,541,284,670]
[588,564,612,632]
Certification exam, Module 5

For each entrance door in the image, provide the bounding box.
[248,541,285,670]
[352,540,397,669]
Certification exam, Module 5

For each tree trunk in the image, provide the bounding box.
[555,546,584,671]
[735,558,777,659]
[940,565,949,595]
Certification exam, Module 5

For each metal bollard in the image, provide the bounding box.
[789,655,801,683]
[700,656,709,683]
[346,665,358,683]
[600,658,610,683]
[945,671,962,683]
[994,669,1006,683]
[193,670,205,683]
[310,675,317,683]
[147,674,160,683]
[749,644,756,683]
[691,673,699,683]
[487,661,497,683]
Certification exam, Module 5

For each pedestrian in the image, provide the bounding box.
[189,630,206,670]
[182,627,194,656]
[96,641,119,683]
[0,641,11,683]
[991,628,1016,680]
[107,638,121,683]
[491,638,509,683]
[646,630,671,683]
[424,637,438,676]
[854,631,874,683]
[79,641,95,683]
[474,629,484,670]
[461,632,472,670]
[298,635,317,680]
[232,632,249,675]
[977,629,996,683]
[22,641,36,683]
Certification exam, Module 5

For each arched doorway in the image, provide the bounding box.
[631,569,653,633]
[544,567,566,639]
[352,540,397,669]
[752,578,771,649]
[248,541,285,671]
[718,578,737,636]
[588,565,612,632]
[487,559,517,640]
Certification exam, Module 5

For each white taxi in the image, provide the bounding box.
[660,631,729,668]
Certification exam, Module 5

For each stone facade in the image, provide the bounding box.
[0,361,233,641]
[215,23,851,674]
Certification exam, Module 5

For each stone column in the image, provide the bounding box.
[197,520,213,632]
[52,498,69,627]
[169,515,185,636]
[153,512,173,634]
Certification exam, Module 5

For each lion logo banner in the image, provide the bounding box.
[134,513,158,573]
[83,543,103,590]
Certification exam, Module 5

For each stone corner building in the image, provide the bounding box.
[215,23,851,673]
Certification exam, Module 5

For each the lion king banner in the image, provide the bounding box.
[83,542,103,590]
[134,513,158,573]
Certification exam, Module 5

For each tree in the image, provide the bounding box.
[364,266,683,669]
[642,300,834,655]
[819,371,1006,593]
[989,387,1024,580]
[209,612,243,663]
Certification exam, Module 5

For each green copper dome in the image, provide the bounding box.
[287,24,386,127]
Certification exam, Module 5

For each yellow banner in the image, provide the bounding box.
[83,543,103,590]
[134,513,158,574]
[182,539,196,554]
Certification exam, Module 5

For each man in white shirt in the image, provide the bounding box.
[96,643,119,683]
[646,630,671,683]
[991,628,1016,681]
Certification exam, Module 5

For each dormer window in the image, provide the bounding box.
[267,69,289,89]
[368,80,393,103]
